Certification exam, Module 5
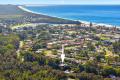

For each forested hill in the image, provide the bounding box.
[0,5,80,24]
[0,5,27,15]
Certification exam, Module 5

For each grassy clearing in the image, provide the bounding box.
[65,46,76,50]
[43,50,52,55]
[0,15,22,19]
[11,23,37,30]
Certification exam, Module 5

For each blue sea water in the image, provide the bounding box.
[26,5,120,26]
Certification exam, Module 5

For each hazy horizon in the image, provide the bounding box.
[0,0,120,5]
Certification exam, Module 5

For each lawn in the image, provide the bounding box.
[11,23,37,30]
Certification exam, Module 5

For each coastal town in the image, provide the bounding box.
[0,5,120,80]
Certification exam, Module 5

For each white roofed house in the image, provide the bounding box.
[0,24,10,35]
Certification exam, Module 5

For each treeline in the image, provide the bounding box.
[0,49,107,80]
[0,34,19,54]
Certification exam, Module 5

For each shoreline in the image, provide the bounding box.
[18,5,120,29]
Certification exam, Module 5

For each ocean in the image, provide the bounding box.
[26,5,120,26]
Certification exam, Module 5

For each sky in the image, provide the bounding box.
[0,0,120,5]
